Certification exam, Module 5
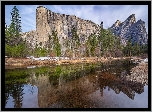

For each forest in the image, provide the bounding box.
[5,6,148,59]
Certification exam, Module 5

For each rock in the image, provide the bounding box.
[126,62,148,85]
[144,58,148,63]
[21,7,148,56]
[110,14,148,46]
[22,6,100,51]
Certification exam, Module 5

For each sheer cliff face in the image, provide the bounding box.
[110,14,148,45]
[22,7,148,48]
[35,6,100,46]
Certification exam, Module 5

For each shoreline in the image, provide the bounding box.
[5,56,144,69]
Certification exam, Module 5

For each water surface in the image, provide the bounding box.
[5,59,148,108]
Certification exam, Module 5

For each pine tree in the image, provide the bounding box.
[5,6,22,46]
[89,33,98,57]
[71,27,80,59]
[106,28,115,57]
[51,30,61,57]
[125,37,133,57]
[132,41,140,56]
[11,6,22,34]
[114,36,123,57]
[97,22,103,57]
[5,6,29,58]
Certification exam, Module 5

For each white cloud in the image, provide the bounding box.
[19,5,35,15]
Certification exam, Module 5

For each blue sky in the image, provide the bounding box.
[5,5,148,33]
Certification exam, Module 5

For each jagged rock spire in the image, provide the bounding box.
[110,14,148,45]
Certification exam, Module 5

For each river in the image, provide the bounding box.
[5,59,148,108]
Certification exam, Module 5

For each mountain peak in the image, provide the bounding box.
[126,14,136,23]
[115,20,121,27]
[110,14,148,45]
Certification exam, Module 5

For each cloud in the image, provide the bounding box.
[5,5,148,33]
[19,5,36,15]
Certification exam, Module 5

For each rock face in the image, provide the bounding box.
[110,14,148,45]
[22,7,148,49]
[21,30,38,48]
[22,6,100,48]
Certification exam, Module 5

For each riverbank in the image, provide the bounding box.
[5,56,145,69]
[126,61,148,85]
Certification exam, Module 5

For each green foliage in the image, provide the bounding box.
[140,44,148,55]
[51,30,61,57]
[5,6,147,58]
[132,42,140,56]
[71,27,80,58]
[123,37,133,57]
[100,28,115,57]
[113,37,123,57]
[33,46,48,57]
[5,42,28,58]
[5,69,29,84]
[5,44,11,56]
[54,65,62,76]
[5,6,22,46]
[11,6,22,32]
[5,6,29,58]
[55,43,61,57]
[87,33,98,56]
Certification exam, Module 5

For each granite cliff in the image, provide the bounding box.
[22,6,100,48]
[110,14,148,45]
[22,6,148,50]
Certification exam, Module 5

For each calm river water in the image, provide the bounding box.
[5,59,148,108]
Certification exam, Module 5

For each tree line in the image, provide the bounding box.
[5,6,148,58]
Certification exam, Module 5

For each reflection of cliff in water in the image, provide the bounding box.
[5,59,147,108]
[28,61,145,108]
[97,71,144,100]
[29,73,99,108]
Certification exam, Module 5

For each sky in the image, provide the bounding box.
[5,5,148,33]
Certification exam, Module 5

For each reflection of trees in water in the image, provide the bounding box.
[5,68,30,108]
[30,59,143,107]
[5,83,24,108]
[97,71,144,100]
[5,85,10,107]
[5,59,145,108]
[11,83,24,108]
[96,59,145,100]
[101,59,137,76]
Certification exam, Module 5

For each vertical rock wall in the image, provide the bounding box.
[22,6,148,50]
[36,6,100,46]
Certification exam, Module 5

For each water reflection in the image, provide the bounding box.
[5,83,24,108]
[5,59,148,108]
[97,71,144,100]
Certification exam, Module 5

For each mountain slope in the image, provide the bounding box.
[110,14,148,45]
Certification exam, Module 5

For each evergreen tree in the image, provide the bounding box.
[114,36,123,57]
[86,35,92,57]
[71,27,80,59]
[124,37,133,57]
[107,28,115,57]
[97,22,103,57]
[5,6,29,58]
[51,30,61,57]
[5,6,22,46]
[89,33,98,57]
[132,41,140,56]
